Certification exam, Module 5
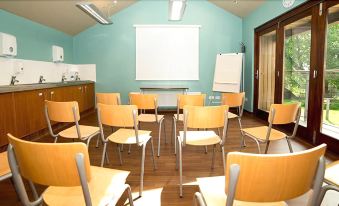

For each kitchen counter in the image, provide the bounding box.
[0,80,94,94]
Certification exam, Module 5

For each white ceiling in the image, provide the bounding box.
[209,0,265,18]
[0,0,265,36]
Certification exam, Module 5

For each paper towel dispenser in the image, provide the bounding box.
[0,32,17,57]
[52,45,64,62]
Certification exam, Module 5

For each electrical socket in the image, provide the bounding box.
[215,96,220,100]
[208,96,214,100]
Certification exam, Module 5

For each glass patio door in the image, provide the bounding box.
[321,3,339,140]
[255,28,277,114]
[282,15,312,127]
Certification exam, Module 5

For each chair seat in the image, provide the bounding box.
[0,152,11,177]
[138,114,164,123]
[242,126,286,141]
[108,128,152,144]
[197,176,287,206]
[179,131,221,146]
[228,112,238,119]
[324,160,339,187]
[43,166,130,206]
[174,114,184,122]
[59,125,100,139]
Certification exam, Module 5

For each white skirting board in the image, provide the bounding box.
[0,57,96,86]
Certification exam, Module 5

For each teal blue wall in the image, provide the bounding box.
[0,9,73,63]
[242,0,306,111]
[73,0,242,104]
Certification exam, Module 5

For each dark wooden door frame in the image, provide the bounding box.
[253,0,339,154]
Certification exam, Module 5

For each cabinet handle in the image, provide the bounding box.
[50,91,54,95]
[38,92,43,96]
[78,87,82,90]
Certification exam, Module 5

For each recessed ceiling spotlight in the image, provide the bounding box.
[113,0,118,4]
[233,0,238,4]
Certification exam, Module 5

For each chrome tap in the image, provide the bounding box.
[10,76,19,85]
[75,72,80,81]
[61,74,67,83]
[39,75,46,84]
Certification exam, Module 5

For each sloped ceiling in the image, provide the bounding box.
[0,0,136,35]
[0,0,265,36]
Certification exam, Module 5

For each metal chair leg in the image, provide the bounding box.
[238,118,246,147]
[254,139,261,154]
[164,119,167,144]
[211,144,216,169]
[28,180,38,201]
[95,135,100,148]
[150,138,157,170]
[176,137,179,170]
[117,144,123,165]
[286,138,293,153]
[221,145,226,176]
[179,141,183,198]
[173,117,177,155]
[264,141,270,154]
[125,184,134,206]
[100,142,107,167]
[204,146,208,154]
[128,145,131,154]
[139,143,146,197]
[157,118,164,157]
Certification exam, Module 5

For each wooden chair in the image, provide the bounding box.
[44,100,100,146]
[7,133,133,206]
[129,93,166,157]
[96,92,121,105]
[97,103,157,197]
[221,92,245,146]
[177,105,229,197]
[95,93,121,147]
[0,152,11,181]
[241,103,301,153]
[195,144,327,206]
[317,160,339,206]
[172,94,206,154]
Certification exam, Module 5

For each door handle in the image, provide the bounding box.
[255,70,259,80]
[313,70,317,79]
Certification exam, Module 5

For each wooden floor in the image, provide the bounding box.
[0,112,338,206]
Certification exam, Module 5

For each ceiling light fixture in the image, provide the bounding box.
[168,0,187,21]
[76,2,113,25]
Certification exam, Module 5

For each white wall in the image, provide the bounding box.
[0,57,96,86]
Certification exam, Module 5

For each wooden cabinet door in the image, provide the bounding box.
[69,85,84,112]
[83,83,95,111]
[13,89,47,137]
[47,87,66,102]
[0,93,16,146]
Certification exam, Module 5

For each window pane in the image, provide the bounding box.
[321,5,339,139]
[258,30,276,112]
[283,16,312,126]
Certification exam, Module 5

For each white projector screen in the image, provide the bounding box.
[135,25,200,80]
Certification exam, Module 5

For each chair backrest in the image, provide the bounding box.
[268,103,300,125]
[177,94,206,110]
[225,144,326,202]
[96,93,121,105]
[45,100,80,123]
[184,105,229,129]
[129,93,157,110]
[7,134,91,187]
[221,92,245,108]
[97,103,137,128]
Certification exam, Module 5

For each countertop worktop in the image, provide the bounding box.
[0,80,94,94]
